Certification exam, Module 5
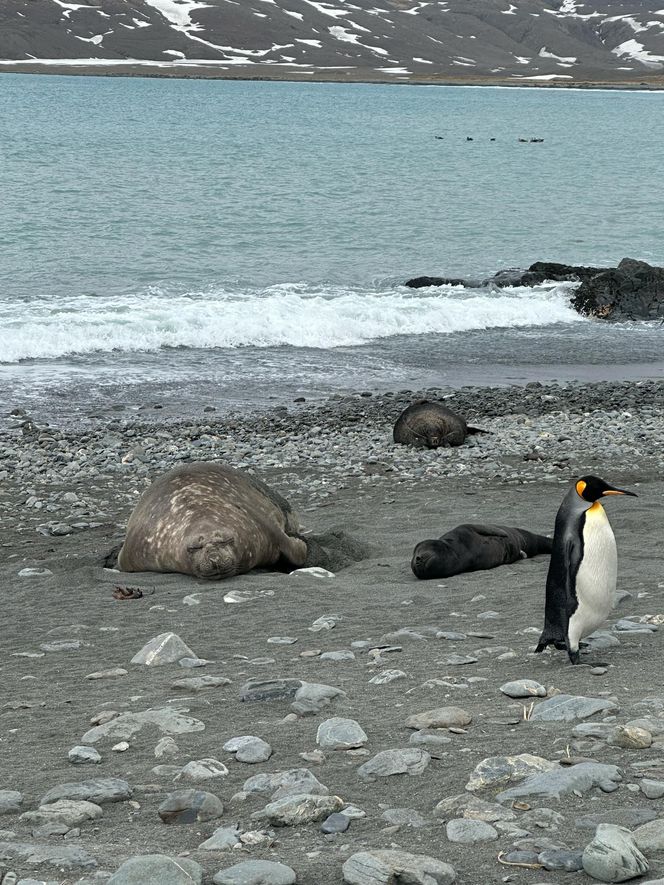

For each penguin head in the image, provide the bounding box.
[575,475,637,502]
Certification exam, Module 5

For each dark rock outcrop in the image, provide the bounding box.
[406,258,664,320]
[571,258,664,320]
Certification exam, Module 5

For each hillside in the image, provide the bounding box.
[2,0,664,84]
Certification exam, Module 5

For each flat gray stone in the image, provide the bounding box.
[342,849,456,885]
[539,849,583,871]
[357,748,430,781]
[584,631,621,651]
[21,800,103,828]
[466,754,556,791]
[158,790,224,824]
[381,808,428,828]
[405,707,471,730]
[69,747,102,765]
[0,841,97,869]
[242,768,328,800]
[0,791,23,814]
[368,669,407,685]
[409,730,452,757]
[321,812,350,833]
[641,779,664,800]
[530,694,618,722]
[446,818,498,843]
[171,676,231,691]
[500,679,547,699]
[198,825,242,851]
[316,718,367,750]
[633,819,664,853]
[582,824,649,882]
[608,726,652,749]
[438,654,478,666]
[108,855,202,884]
[576,808,657,830]
[223,736,272,764]
[174,759,229,783]
[434,793,516,823]
[319,650,355,662]
[497,762,622,803]
[131,633,196,666]
[290,681,346,716]
[212,860,296,885]
[82,707,205,744]
[239,679,302,702]
[251,793,342,826]
[41,779,132,806]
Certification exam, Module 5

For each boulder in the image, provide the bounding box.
[572,258,664,320]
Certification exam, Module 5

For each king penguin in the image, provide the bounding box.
[535,474,637,664]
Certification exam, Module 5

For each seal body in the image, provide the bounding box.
[411,523,552,579]
[393,401,486,448]
[535,475,636,664]
[117,463,307,579]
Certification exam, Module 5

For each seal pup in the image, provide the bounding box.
[393,400,487,449]
[535,475,637,665]
[411,523,552,579]
[117,463,307,579]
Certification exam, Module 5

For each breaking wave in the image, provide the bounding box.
[0,281,585,363]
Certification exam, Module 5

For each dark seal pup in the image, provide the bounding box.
[117,463,307,579]
[393,400,487,448]
[411,524,552,579]
[535,474,636,665]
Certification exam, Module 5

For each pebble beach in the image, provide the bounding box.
[1,379,664,884]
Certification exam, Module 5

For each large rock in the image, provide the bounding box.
[496,762,622,804]
[572,258,664,320]
[242,768,328,800]
[405,707,471,730]
[251,793,342,826]
[158,789,224,824]
[465,754,556,791]
[582,824,649,882]
[529,694,618,722]
[81,707,205,744]
[342,849,456,884]
[21,799,103,828]
[108,855,203,884]
[212,860,297,885]
[0,790,23,814]
[357,748,430,781]
[633,819,664,853]
[316,718,367,750]
[0,841,97,869]
[41,778,132,805]
[131,633,196,666]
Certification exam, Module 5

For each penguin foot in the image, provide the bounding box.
[568,649,580,665]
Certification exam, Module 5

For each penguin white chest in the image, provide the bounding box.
[568,504,617,648]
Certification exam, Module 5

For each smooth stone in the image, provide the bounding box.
[626,717,664,736]
[238,678,305,702]
[438,654,478,666]
[81,708,205,744]
[434,793,516,823]
[582,824,649,882]
[321,812,350,833]
[496,763,622,803]
[223,736,272,764]
[357,748,430,781]
[409,729,452,757]
[316,718,367,750]
[436,631,467,641]
[212,860,296,885]
[290,681,346,716]
[342,849,456,885]
[198,825,242,850]
[572,723,615,739]
[308,615,341,631]
[171,676,230,691]
[368,669,407,684]
[576,808,658,830]
[539,849,583,872]
[641,780,664,799]
[319,650,355,662]
[155,737,179,759]
[41,779,132,805]
[381,808,428,829]
[405,707,471,730]
[530,694,618,722]
[0,791,23,814]
[501,850,540,865]
[130,633,196,666]
[292,567,335,578]
[18,568,53,577]
[85,668,127,680]
[68,747,102,765]
[0,841,97,869]
[158,789,224,824]
[242,769,328,800]
[500,679,547,699]
[174,759,229,782]
[520,807,565,830]
[446,818,498,843]
[466,753,556,791]
[251,793,342,826]
[107,855,203,884]
[608,726,652,749]
[583,631,621,651]
[20,800,103,828]
[633,819,664,853]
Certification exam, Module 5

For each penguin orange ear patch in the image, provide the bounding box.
[575,480,587,498]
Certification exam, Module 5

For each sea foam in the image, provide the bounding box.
[0,282,583,363]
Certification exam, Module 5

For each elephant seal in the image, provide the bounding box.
[411,523,552,579]
[393,401,487,448]
[116,463,307,579]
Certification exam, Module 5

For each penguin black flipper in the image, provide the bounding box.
[535,518,584,655]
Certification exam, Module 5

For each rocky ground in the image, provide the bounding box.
[1,380,664,885]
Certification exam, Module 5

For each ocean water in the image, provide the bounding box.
[0,74,662,421]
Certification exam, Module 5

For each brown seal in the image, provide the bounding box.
[117,463,307,579]
[393,400,487,448]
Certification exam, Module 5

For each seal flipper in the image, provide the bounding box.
[466,426,490,435]
[276,531,308,569]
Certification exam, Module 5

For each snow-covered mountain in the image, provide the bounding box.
[2,0,664,83]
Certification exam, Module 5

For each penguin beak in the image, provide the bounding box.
[603,486,638,497]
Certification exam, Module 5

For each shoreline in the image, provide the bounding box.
[2,63,664,91]
[1,376,664,882]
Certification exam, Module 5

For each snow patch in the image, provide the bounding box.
[142,0,211,30]
[612,38,664,67]
[539,47,576,62]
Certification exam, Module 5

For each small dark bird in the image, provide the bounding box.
[466,136,474,141]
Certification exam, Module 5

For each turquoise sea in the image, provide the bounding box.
[0,74,662,420]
